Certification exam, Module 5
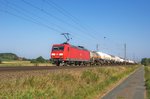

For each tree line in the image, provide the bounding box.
[0,53,19,61]
[0,53,51,64]
[141,58,150,66]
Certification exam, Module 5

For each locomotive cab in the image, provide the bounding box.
[51,46,64,58]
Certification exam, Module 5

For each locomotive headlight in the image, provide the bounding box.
[59,53,63,56]
[51,53,55,56]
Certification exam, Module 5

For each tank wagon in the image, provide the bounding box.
[51,43,136,66]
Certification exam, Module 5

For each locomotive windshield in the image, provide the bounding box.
[52,46,64,51]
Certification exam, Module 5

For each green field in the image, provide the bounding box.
[0,60,53,66]
[0,65,138,99]
[145,66,150,99]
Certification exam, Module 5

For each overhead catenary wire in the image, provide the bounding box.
[0,0,121,52]
[45,0,114,51]
[0,1,62,33]
[0,9,61,33]
[0,1,91,45]
[45,0,89,30]
[44,0,99,44]
[44,0,113,50]
[1,0,107,49]
[0,1,129,58]
[45,0,100,41]
[4,0,67,32]
[22,0,98,42]
[21,0,83,31]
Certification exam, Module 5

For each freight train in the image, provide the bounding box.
[51,43,135,66]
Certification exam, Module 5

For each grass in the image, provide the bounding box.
[0,65,139,99]
[145,66,150,99]
[0,60,53,66]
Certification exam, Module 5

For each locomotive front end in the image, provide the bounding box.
[51,44,65,66]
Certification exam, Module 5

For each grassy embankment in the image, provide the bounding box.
[0,60,53,66]
[145,66,150,99]
[0,65,139,99]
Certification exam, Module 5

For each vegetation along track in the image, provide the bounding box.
[0,65,132,72]
[0,65,139,99]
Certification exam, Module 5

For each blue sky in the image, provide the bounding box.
[0,0,150,61]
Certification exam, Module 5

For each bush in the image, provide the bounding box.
[145,67,150,99]
[0,59,1,64]
[31,59,38,63]
[22,57,29,61]
[36,56,45,63]
[31,56,46,63]
[0,53,19,61]
[141,58,150,66]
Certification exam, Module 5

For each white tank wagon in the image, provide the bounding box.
[96,52,111,60]
[110,55,116,61]
[90,51,99,64]
[108,55,119,65]
[114,56,121,62]
[96,51,112,65]
[90,51,98,59]
[129,60,134,63]
[108,55,125,65]
[89,51,106,65]
[120,59,124,62]
[127,60,135,64]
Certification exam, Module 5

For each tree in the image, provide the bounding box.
[0,53,19,61]
[36,56,46,63]
[31,59,38,63]
[0,59,1,64]
[31,56,46,63]
[141,58,150,66]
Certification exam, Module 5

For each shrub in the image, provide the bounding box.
[141,58,150,66]
[31,59,38,63]
[145,80,150,89]
[36,56,45,63]
[31,56,46,63]
[145,67,150,99]
[0,53,19,61]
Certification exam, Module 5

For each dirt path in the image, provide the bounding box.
[102,66,145,99]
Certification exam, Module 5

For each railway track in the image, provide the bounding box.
[0,65,127,72]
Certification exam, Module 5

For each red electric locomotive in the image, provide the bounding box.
[51,43,90,66]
